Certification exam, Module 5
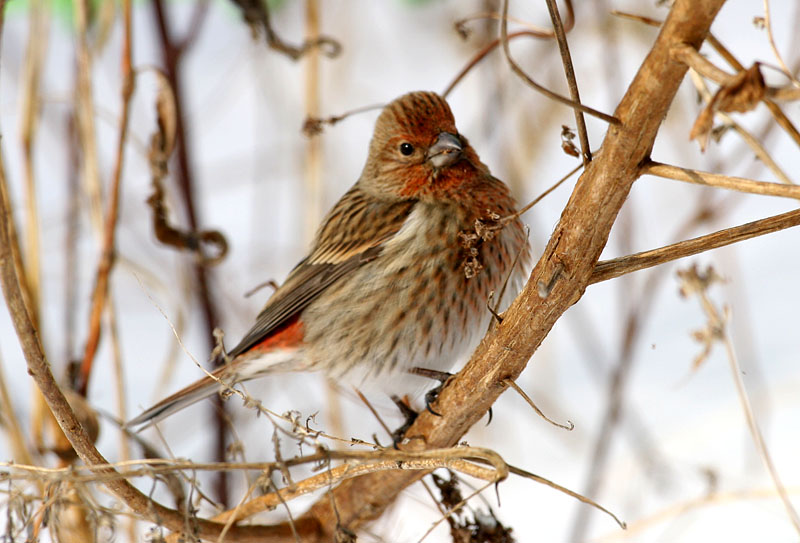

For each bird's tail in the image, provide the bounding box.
[125,349,305,431]
[124,370,226,431]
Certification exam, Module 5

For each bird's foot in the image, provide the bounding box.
[410,367,493,425]
[390,395,418,447]
[410,367,454,416]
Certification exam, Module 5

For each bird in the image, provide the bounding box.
[127,91,530,430]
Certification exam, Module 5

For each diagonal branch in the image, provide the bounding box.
[300,0,728,539]
[590,207,800,284]
[0,1,737,542]
[78,0,134,396]
[545,0,592,163]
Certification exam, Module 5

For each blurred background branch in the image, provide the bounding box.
[1,0,799,542]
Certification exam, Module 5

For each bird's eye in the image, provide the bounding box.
[399,142,414,156]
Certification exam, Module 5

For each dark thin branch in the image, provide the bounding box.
[544,0,591,163]
[229,0,340,60]
[296,1,725,538]
[444,4,576,98]
[176,0,211,52]
[151,0,229,507]
[500,0,619,125]
[443,30,542,99]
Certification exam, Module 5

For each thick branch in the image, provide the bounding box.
[300,0,728,539]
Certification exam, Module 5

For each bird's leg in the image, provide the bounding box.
[390,394,418,447]
[409,367,453,417]
[410,367,493,425]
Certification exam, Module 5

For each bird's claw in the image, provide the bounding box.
[410,367,454,417]
[390,395,418,447]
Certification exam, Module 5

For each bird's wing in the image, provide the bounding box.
[228,188,415,358]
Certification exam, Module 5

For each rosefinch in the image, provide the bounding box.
[128,91,529,429]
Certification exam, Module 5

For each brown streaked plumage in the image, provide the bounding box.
[127,91,530,429]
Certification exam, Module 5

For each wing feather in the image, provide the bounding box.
[228,188,414,358]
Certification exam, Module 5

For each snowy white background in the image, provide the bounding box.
[1,0,799,541]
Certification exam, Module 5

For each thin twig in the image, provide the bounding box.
[107,297,137,543]
[444,4,576,99]
[500,0,619,125]
[302,102,384,137]
[761,0,800,87]
[642,161,800,199]
[207,447,508,526]
[304,0,323,242]
[78,0,135,395]
[505,464,626,529]
[544,0,591,163]
[416,480,496,542]
[670,42,737,85]
[503,378,573,430]
[19,0,47,328]
[596,486,800,542]
[590,208,800,284]
[442,30,542,99]
[505,161,583,221]
[304,1,344,447]
[0,352,35,465]
[721,313,800,534]
[176,0,210,52]
[355,388,393,440]
[454,8,573,38]
[73,0,103,229]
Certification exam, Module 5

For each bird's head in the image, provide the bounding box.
[360,91,489,201]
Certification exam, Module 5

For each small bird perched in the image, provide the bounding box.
[128,91,529,429]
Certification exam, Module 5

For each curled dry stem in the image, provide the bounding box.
[146,71,229,266]
[454,2,574,39]
[615,9,800,147]
[207,447,508,527]
[229,0,341,60]
[686,69,793,183]
[503,378,574,430]
[445,1,575,98]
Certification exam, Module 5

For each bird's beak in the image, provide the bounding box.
[426,132,463,169]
